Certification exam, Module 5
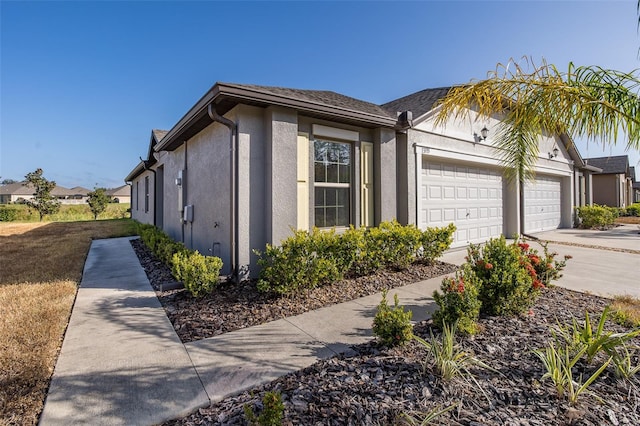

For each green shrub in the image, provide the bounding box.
[255,228,349,295]
[626,203,640,217]
[576,204,617,229]
[0,206,19,222]
[432,264,482,335]
[255,221,455,295]
[376,220,424,270]
[244,391,284,426]
[0,204,36,221]
[420,223,456,264]
[372,289,413,347]
[137,223,223,297]
[348,220,451,275]
[172,250,223,297]
[468,236,538,316]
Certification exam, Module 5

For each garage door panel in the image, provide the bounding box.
[420,159,504,247]
[524,175,561,233]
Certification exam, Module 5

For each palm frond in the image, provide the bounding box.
[433,59,640,180]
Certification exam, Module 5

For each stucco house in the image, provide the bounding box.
[585,155,634,208]
[126,82,598,280]
[630,166,640,203]
[0,182,90,204]
[106,184,131,204]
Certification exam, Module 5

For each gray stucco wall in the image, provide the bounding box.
[236,105,266,278]
[162,145,186,244]
[130,169,155,225]
[264,106,298,245]
[374,128,397,224]
[184,119,233,274]
[592,174,620,207]
[395,132,409,225]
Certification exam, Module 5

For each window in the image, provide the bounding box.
[144,176,149,213]
[314,139,350,227]
[136,181,139,211]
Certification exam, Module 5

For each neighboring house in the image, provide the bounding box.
[0,182,90,204]
[106,184,132,204]
[126,82,599,280]
[585,155,634,208]
[0,182,35,203]
[630,166,640,203]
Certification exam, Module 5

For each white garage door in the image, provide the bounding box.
[524,175,562,233]
[420,159,504,248]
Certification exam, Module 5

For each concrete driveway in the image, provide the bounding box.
[440,224,640,299]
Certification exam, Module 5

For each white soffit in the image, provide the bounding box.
[312,124,359,142]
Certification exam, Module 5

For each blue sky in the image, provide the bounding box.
[1,0,639,189]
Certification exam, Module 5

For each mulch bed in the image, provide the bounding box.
[131,239,640,425]
[130,238,458,343]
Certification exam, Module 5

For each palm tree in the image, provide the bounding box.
[433,59,640,181]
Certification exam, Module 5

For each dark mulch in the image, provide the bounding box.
[131,238,640,425]
[130,238,458,343]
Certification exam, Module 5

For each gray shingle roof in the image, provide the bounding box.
[224,83,396,120]
[585,155,629,175]
[382,87,452,118]
[106,185,130,197]
[0,182,32,195]
[152,129,168,142]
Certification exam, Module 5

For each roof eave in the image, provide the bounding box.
[125,162,146,183]
[155,83,397,153]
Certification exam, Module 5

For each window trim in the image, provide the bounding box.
[312,138,352,228]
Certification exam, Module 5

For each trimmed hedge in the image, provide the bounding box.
[137,223,223,297]
[624,203,640,217]
[576,204,618,229]
[255,220,456,296]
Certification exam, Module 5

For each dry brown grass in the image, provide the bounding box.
[0,219,136,426]
[609,295,640,328]
[616,216,640,225]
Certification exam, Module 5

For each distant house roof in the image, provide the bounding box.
[69,186,91,196]
[107,184,130,197]
[0,182,33,196]
[0,182,77,197]
[382,87,452,119]
[585,155,630,175]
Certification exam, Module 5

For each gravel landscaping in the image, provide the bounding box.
[131,239,640,425]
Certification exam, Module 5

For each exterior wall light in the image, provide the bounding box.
[474,126,489,142]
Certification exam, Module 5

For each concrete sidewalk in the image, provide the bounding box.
[39,238,443,425]
[39,238,209,425]
[40,229,638,425]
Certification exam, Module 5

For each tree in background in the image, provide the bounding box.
[23,168,60,221]
[434,59,640,182]
[86,187,110,220]
[1,178,18,185]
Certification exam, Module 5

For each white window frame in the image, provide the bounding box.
[313,138,352,228]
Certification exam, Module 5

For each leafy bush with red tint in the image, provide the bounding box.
[432,264,482,334]
[467,236,537,316]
